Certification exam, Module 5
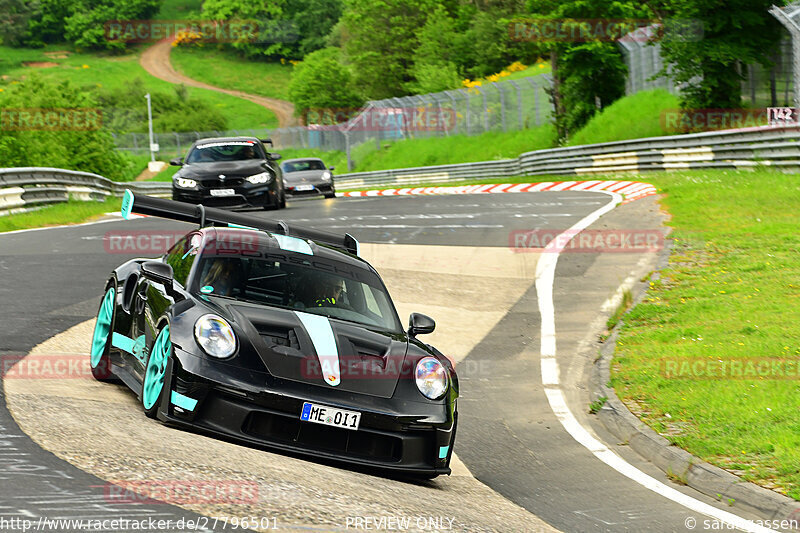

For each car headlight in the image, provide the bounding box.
[415,357,448,400]
[321,171,331,181]
[246,171,272,184]
[194,314,237,358]
[176,178,197,188]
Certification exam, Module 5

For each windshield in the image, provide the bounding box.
[186,141,262,163]
[193,254,402,332]
[281,160,326,173]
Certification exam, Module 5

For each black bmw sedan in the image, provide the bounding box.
[171,137,285,210]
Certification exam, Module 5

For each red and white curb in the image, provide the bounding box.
[339,180,657,204]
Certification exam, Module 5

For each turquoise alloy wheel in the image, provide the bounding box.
[143,325,171,410]
[90,288,115,368]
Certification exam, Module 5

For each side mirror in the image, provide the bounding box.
[329,166,335,171]
[269,153,282,161]
[141,261,174,287]
[169,157,183,166]
[261,138,273,146]
[408,313,435,336]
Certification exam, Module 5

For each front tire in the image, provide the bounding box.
[142,324,171,419]
[279,190,287,209]
[90,287,116,381]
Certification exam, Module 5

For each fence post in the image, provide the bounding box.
[498,83,508,132]
[770,4,800,114]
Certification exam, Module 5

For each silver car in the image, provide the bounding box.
[280,158,336,199]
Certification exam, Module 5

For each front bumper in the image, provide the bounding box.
[172,183,279,209]
[284,182,335,197]
[157,348,456,476]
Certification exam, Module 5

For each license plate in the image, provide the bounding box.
[300,402,360,430]
[210,188,235,197]
[295,184,314,192]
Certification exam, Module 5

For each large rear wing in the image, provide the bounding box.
[121,190,360,256]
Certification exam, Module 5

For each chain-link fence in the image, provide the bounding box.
[618,25,680,95]
[770,3,800,111]
[112,74,554,168]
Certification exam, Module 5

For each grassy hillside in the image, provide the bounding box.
[0,45,278,130]
[567,89,679,146]
[171,47,293,101]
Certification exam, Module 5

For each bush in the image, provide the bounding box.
[0,76,133,180]
[93,78,228,133]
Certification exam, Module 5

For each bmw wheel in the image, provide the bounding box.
[142,323,171,418]
[90,286,115,381]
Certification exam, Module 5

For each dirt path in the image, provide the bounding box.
[139,39,297,128]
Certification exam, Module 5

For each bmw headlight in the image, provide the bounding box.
[176,178,197,188]
[194,314,237,358]
[321,171,331,181]
[246,171,272,184]
[415,357,448,400]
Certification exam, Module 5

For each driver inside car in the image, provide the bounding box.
[314,277,346,308]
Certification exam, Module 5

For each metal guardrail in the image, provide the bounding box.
[0,168,171,216]
[2,125,799,214]
[333,125,800,189]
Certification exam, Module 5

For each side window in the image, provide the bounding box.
[164,234,200,287]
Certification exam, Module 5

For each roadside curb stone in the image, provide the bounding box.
[588,242,800,525]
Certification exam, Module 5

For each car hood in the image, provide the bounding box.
[181,160,269,178]
[283,170,328,185]
[216,300,409,398]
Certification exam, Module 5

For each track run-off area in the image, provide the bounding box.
[0,188,779,532]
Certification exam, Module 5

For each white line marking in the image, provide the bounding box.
[536,192,774,533]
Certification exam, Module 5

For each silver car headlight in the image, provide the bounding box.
[321,171,331,181]
[176,178,197,188]
[246,171,273,184]
[415,357,448,400]
[194,314,237,358]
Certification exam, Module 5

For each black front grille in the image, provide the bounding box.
[243,411,402,462]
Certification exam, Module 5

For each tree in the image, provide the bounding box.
[201,0,289,59]
[656,0,782,110]
[525,0,642,141]
[0,0,38,46]
[287,47,363,120]
[340,0,439,100]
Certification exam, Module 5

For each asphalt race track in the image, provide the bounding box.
[0,192,773,532]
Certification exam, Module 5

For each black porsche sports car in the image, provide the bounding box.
[170,137,286,210]
[89,191,458,476]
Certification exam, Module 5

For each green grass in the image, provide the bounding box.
[0,197,122,233]
[171,47,293,101]
[0,45,277,130]
[300,126,557,175]
[567,89,679,146]
[609,169,800,500]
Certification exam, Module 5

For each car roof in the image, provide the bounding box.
[281,158,324,164]
[199,227,371,271]
[190,136,261,148]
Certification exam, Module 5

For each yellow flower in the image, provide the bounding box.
[82,64,89,69]
[280,58,286,64]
